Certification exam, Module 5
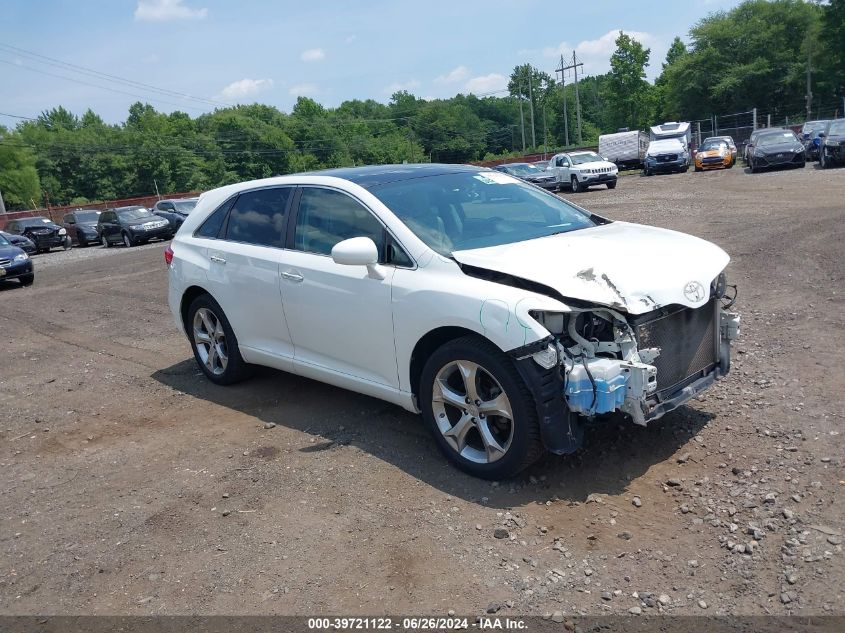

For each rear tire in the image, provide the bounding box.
[19,273,34,286]
[419,335,544,479]
[187,294,253,385]
[694,165,702,172]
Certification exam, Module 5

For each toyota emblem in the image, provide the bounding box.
[683,281,706,303]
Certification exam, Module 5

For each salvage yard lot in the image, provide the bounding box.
[1,164,843,616]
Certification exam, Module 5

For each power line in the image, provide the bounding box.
[0,43,231,109]
[0,58,212,113]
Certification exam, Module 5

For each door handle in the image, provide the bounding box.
[209,255,226,264]
[281,271,303,282]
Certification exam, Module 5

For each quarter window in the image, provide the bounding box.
[224,187,292,247]
[196,200,233,239]
[293,187,384,257]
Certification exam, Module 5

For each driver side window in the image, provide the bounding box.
[293,187,385,257]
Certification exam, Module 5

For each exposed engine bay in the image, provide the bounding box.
[521,278,740,426]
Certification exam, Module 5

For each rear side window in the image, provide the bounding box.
[293,187,384,256]
[225,187,292,247]
[196,199,234,239]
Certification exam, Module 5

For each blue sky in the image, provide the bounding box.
[1,0,743,124]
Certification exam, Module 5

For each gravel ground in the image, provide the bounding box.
[1,163,843,617]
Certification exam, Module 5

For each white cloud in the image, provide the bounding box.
[300,48,325,62]
[134,0,207,22]
[464,73,508,95]
[289,83,318,97]
[435,65,470,84]
[218,78,273,101]
[542,29,662,78]
[383,80,421,94]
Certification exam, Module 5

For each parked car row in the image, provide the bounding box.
[496,151,619,193]
[1,198,198,288]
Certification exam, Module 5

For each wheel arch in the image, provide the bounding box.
[409,326,491,403]
[180,285,212,333]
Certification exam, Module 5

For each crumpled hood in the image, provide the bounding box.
[452,221,730,315]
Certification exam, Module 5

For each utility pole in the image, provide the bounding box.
[557,54,570,146]
[559,52,584,145]
[542,103,548,157]
[518,87,526,152]
[0,189,6,215]
[752,107,757,130]
[767,113,771,128]
[806,37,813,121]
[528,74,536,150]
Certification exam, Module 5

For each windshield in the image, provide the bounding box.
[570,152,602,165]
[22,217,51,226]
[173,200,198,214]
[76,211,100,223]
[118,207,154,221]
[503,164,541,176]
[700,140,727,152]
[828,120,845,135]
[758,132,797,147]
[371,171,596,256]
[0,234,9,246]
[803,121,826,134]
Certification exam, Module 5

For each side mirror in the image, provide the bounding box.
[331,237,384,280]
[818,132,825,138]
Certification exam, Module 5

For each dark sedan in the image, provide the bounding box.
[0,232,34,286]
[151,197,199,233]
[494,163,558,190]
[819,118,845,169]
[62,209,102,247]
[98,206,173,248]
[0,230,36,255]
[748,130,806,173]
[3,216,71,253]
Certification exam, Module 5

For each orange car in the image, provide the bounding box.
[694,139,734,171]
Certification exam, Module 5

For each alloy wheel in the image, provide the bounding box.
[123,233,132,248]
[192,307,228,375]
[431,360,514,464]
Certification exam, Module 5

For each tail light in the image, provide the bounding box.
[164,245,174,267]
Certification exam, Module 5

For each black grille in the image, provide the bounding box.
[632,300,718,397]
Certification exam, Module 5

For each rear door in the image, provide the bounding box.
[204,186,296,365]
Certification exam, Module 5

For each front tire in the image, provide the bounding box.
[187,294,253,385]
[606,181,617,189]
[101,235,111,248]
[122,232,134,248]
[419,335,543,479]
[570,175,582,193]
[820,151,829,169]
[19,273,34,286]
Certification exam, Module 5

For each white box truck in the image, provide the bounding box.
[598,130,649,169]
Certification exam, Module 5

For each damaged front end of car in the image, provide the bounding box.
[508,274,740,455]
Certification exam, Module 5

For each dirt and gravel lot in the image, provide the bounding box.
[1,164,843,618]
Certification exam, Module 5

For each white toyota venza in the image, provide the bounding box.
[166,164,740,478]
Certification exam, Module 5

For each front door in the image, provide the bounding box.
[280,186,398,388]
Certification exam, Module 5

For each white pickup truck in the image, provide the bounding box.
[546,151,619,192]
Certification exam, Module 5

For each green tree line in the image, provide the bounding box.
[1,0,842,209]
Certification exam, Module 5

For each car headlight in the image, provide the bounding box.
[58,228,67,235]
[13,252,29,262]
